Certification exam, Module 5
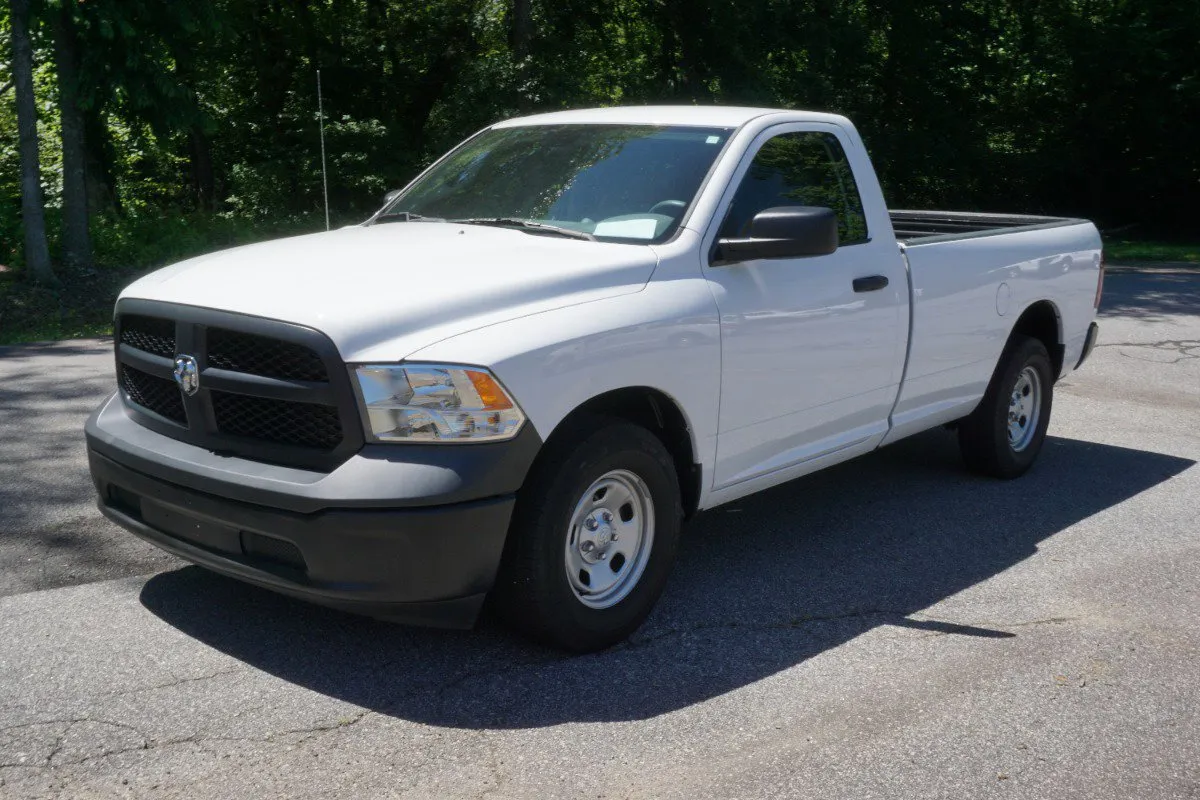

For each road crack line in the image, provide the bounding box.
[1095,339,1200,364]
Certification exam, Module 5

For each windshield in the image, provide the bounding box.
[379,124,734,243]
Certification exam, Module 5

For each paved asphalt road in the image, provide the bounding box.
[1,268,1197,799]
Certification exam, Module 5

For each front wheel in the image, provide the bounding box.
[958,335,1054,479]
[493,418,682,652]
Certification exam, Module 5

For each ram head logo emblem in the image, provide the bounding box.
[173,355,200,396]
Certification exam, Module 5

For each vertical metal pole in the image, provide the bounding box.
[318,69,330,231]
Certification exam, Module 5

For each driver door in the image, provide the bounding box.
[706,125,908,492]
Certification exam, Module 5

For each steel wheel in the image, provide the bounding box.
[959,335,1053,479]
[1007,366,1042,452]
[494,417,682,651]
[563,469,655,609]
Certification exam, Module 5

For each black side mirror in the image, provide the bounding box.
[714,206,839,264]
[383,189,402,206]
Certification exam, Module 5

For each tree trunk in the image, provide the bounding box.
[53,0,93,269]
[510,0,533,110]
[171,44,215,212]
[365,0,392,73]
[404,14,478,145]
[511,0,532,59]
[188,125,216,210]
[83,107,121,216]
[9,0,55,284]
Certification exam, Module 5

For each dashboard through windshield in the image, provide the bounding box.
[379,124,734,243]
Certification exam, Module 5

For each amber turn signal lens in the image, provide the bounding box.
[467,370,514,410]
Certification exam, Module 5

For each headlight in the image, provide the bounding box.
[353,364,526,443]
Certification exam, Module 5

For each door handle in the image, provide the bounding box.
[852,275,889,293]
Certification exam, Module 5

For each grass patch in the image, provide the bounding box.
[0,266,135,345]
[1103,238,1200,263]
[1,210,331,345]
[90,210,325,272]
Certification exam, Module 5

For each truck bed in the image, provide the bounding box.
[890,210,1087,245]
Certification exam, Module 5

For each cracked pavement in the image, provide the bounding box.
[1,266,1198,798]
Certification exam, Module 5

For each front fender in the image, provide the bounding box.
[405,278,722,498]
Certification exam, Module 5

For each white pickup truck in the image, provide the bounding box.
[87,106,1102,651]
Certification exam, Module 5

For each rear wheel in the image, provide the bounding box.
[958,335,1054,479]
[493,418,682,652]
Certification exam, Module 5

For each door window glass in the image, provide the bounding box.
[721,131,868,244]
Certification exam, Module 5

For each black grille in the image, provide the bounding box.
[211,391,342,451]
[240,532,306,573]
[207,328,328,382]
[114,302,360,470]
[120,365,186,424]
[119,315,176,359]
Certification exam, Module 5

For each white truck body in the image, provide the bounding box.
[91,106,1102,647]
[120,106,1101,508]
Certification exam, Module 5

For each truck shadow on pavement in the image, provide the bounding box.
[140,429,1194,729]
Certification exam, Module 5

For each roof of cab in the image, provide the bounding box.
[491,105,849,129]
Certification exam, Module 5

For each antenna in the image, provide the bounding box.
[317,69,330,231]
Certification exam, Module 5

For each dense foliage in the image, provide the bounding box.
[2,0,1198,281]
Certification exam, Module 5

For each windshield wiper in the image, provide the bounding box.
[373,211,444,224]
[451,218,596,241]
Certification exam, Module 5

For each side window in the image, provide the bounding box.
[720,131,869,245]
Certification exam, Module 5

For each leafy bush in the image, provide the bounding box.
[1,209,351,344]
[90,210,329,270]
[1104,240,1200,264]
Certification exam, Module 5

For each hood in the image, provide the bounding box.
[120,222,658,361]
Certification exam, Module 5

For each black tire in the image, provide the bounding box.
[493,417,683,652]
[958,335,1054,479]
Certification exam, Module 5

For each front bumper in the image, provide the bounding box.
[86,394,540,628]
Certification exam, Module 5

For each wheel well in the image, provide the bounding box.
[547,388,702,519]
[1010,301,1064,378]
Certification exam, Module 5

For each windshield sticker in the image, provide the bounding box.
[593,218,659,239]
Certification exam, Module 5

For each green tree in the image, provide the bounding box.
[5,0,1199,285]
[8,0,54,283]
[52,0,92,268]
